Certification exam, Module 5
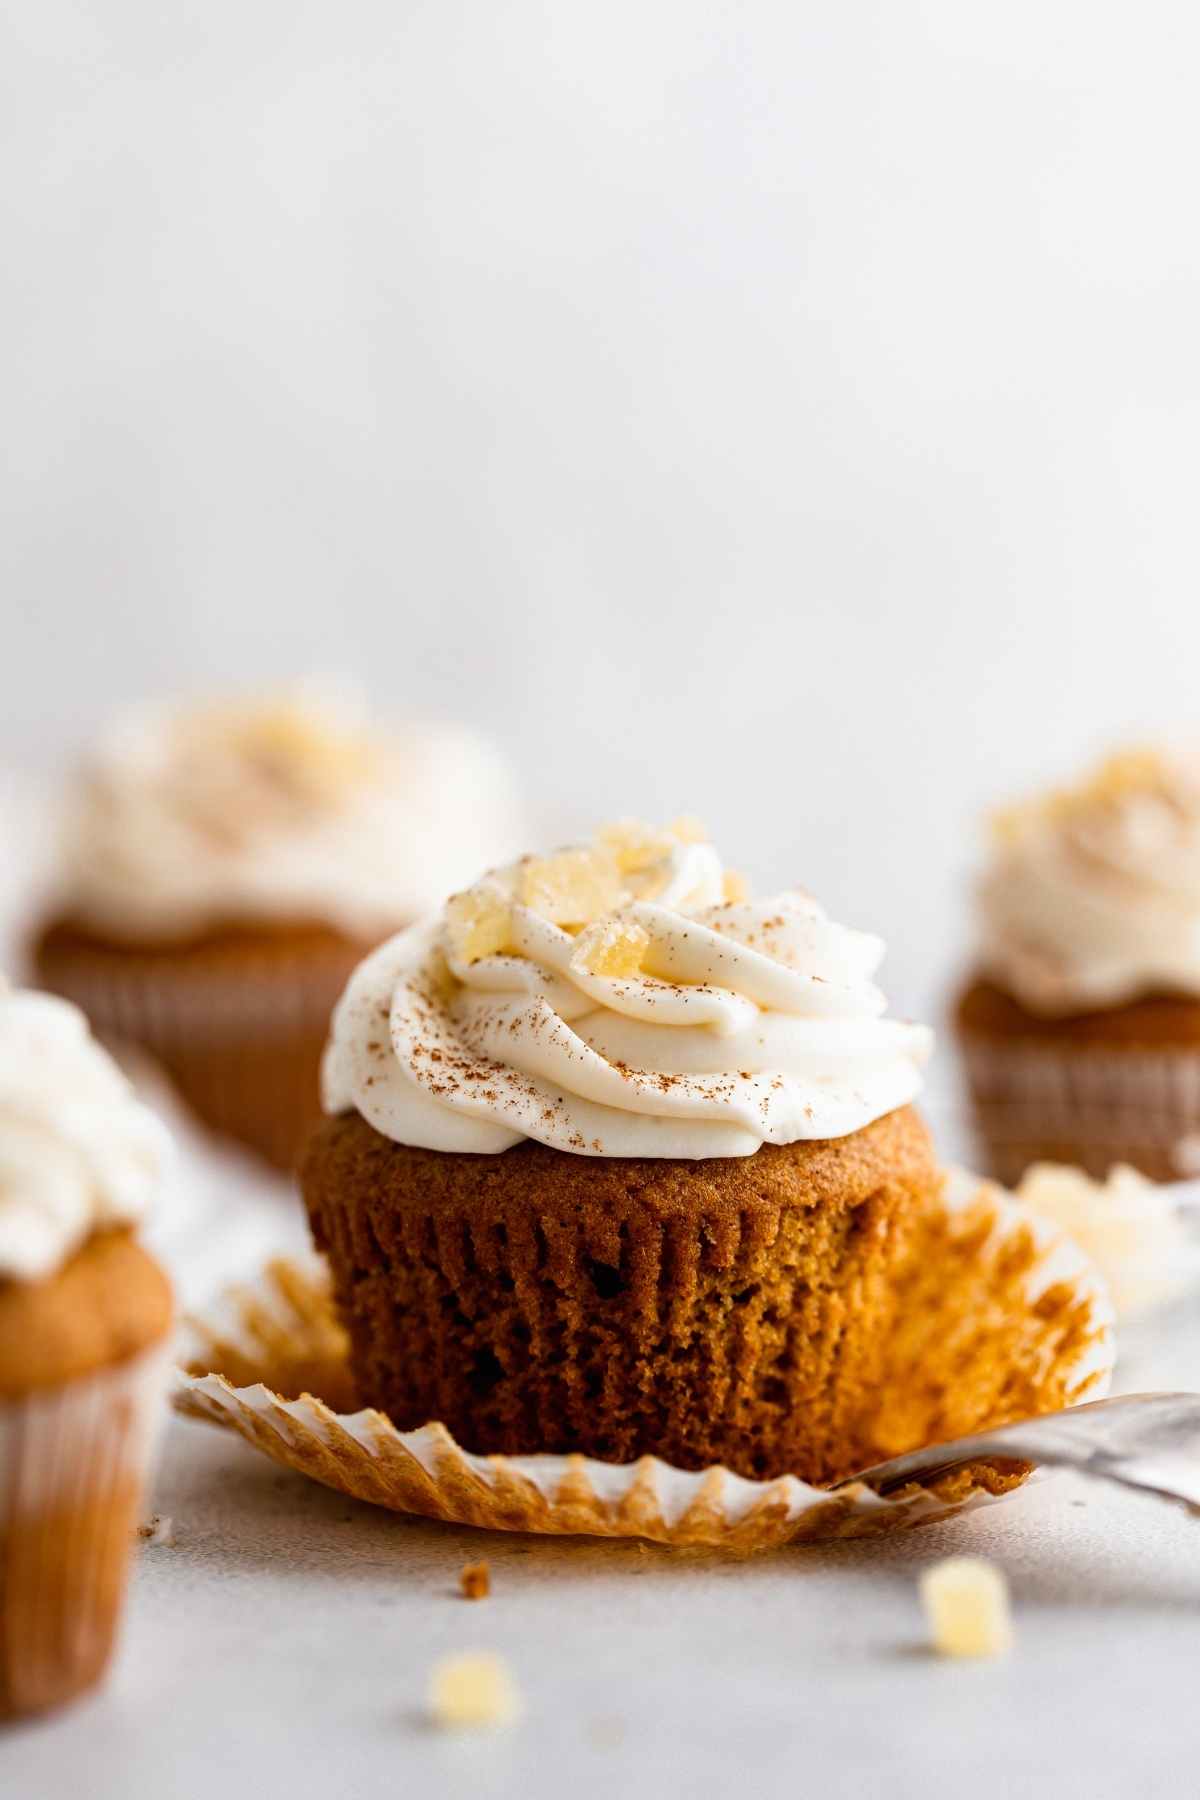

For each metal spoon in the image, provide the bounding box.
[842,1392,1200,1512]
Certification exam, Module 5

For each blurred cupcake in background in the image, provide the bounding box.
[32,683,523,1171]
[0,985,173,1720]
[955,746,1200,1184]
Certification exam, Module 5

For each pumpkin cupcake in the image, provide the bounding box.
[302,820,935,1484]
[32,684,522,1171]
[0,985,173,1720]
[956,746,1200,1184]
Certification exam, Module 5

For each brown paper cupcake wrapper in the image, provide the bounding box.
[173,1173,1115,1550]
[0,1343,171,1719]
[960,1034,1200,1184]
[35,937,359,1171]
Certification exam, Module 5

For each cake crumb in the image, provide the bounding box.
[920,1557,1012,1658]
[137,1515,175,1547]
[428,1652,521,1728]
[460,1560,491,1600]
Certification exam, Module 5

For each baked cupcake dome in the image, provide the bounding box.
[956,748,1200,1183]
[32,684,523,1170]
[0,988,173,1720]
[302,819,935,1483]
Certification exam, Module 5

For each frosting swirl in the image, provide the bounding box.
[323,820,932,1158]
[58,683,524,942]
[0,987,171,1281]
[977,747,1200,1014]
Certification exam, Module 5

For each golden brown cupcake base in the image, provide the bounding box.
[956,977,1200,1183]
[302,1106,940,1486]
[33,916,385,1171]
[177,1175,1114,1549]
[0,1228,173,1398]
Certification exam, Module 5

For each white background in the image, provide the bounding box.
[3,2,1199,1018]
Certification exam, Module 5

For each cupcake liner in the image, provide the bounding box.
[35,934,360,1171]
[960,1034,1200,1184]
[173,1174,1115,1551]
[0,1343,171,1719]
[303,1108,932,1488]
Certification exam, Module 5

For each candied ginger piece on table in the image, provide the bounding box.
[429,1652,522,1727]
[920,1558,1013,1659]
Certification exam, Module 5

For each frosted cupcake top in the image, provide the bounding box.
[0,986,171,1281]
[57,684,524,943]
[323,819,932,1158]
[976,747,1200,1014]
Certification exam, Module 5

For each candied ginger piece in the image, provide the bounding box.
[519,848,623,928]
[1079,746,1170,806]
[574,917,651,979]
[598,818,676,873]
[446,885,512,964]
[920,1558,1013,1658]
[598,816,710,875]
[991,745,1173,843]
[241,703,323,758]
[237,700,371,782]
[428,1652,522,1727]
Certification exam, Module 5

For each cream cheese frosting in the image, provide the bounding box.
[976,747,1200,1015]
[323,820,933,1158]
[0,987,171,1281]
[58,683,524,942]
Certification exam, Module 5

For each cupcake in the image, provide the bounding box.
[956,747,1200,1184]
[0,986,173,1720]
[302,819,934,1484]
[32,683,523,1171]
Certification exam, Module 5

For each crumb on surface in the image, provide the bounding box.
[137,1515,175,1547]
[428,1652,521,1728]
[920,1557,1012,1658]
[460,1560,491,1600]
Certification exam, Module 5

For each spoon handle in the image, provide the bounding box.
[850,1392,1200,1511]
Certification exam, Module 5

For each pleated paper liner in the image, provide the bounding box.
[960,1033,1200,1184]
[174,1171,1115,1551]
[1,1343,171,1718]
[34,927,365,1171]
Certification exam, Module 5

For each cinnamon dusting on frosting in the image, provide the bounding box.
[323,820,931,1159]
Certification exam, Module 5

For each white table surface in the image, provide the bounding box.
[2,837,1199,1800]
[5,1400,1200,1800]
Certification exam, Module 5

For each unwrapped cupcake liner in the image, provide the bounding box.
[0,1343,171,1719]
[174,1173,1115,1551]
[960,1034,1200,1184]
[35,936,359,1171]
